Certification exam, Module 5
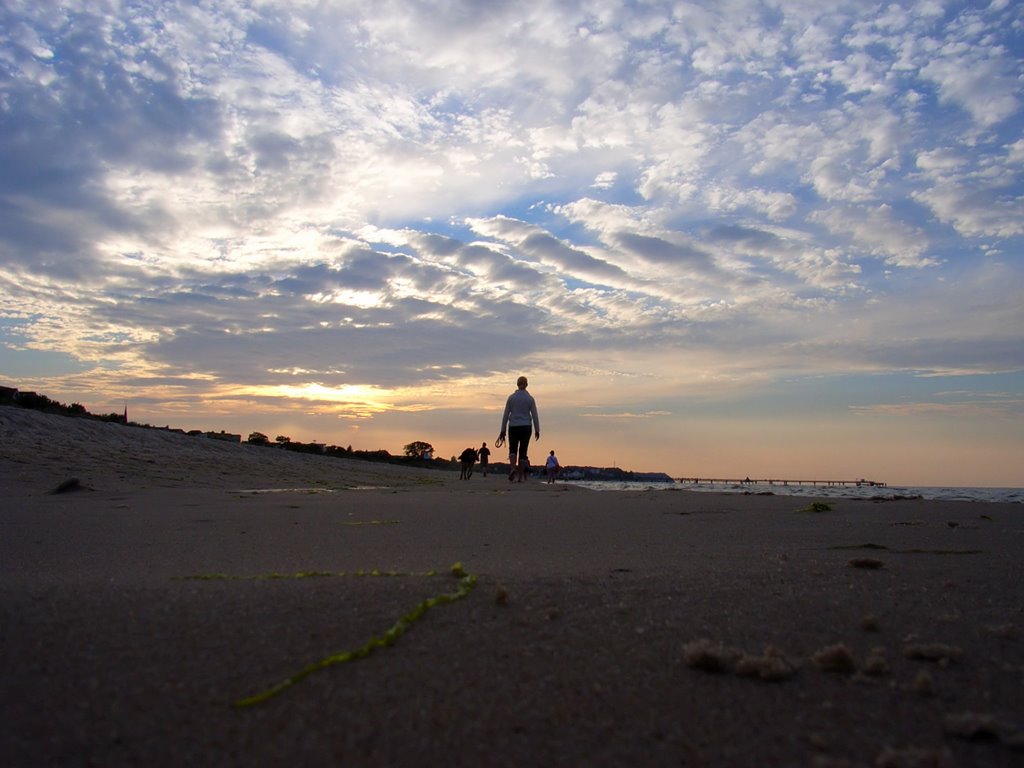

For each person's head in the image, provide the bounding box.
[481,442,487,447]
[517,375,528,389]
[550,450,555,456]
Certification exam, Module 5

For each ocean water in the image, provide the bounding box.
[564,480,1024,504]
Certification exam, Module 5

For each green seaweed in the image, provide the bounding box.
[796,502,833,513]
[175,568,451,582]
[232,562,477,708]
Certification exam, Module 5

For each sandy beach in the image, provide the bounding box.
[2,406,1022,767]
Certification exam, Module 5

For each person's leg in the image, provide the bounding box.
[509,426,530,481]
[507,432,519,480]
[516,430,531,482]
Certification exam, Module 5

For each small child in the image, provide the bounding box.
[545,450,560,484]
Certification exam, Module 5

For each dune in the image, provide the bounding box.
[0,405,440,494]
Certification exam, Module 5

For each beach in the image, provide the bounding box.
[2,406,1022,767]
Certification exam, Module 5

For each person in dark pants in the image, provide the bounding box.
[498,376,540,483]
[478,442,491,477]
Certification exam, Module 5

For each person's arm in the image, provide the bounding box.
[531,399,540,439]
[499,395,511,437]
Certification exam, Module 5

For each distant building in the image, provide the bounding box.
[204,431,242,443]
[0,386,17,404]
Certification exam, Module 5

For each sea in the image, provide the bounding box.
[563,480,1024,504]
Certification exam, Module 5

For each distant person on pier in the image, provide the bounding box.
[545,450,560,483]
[458,447,478,479]
[498,375,540,483]
[478,442,491,476]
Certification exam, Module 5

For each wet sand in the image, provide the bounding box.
[2,406,1022,766]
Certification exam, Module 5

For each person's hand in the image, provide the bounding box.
[535,432,540,441]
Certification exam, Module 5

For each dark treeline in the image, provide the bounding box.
[1,386,127,423]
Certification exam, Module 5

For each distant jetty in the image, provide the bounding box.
[676,477,887,488]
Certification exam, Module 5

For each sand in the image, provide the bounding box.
[2,405,1023,766]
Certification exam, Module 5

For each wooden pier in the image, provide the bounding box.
[675,477,887,488]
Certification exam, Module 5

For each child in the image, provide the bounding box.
[545,450,560,484]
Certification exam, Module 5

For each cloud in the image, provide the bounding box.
[704,185,798,221]
[919,44,1020,128]
[0,0,1021,484]
[812,205,937,268]
[913,183,1024,240]
[612,232,719,275]
[850,399,1024,418]
[581,410,673,419]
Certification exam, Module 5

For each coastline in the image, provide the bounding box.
[2,406,1023,766]
[570,479,1024,504]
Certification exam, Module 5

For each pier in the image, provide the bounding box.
[675,477,886,488]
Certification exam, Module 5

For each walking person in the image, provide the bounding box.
[497,375,540,483]
[478,442,491,477]
[545,450,560,483]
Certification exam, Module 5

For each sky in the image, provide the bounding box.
[1,0,1022,487]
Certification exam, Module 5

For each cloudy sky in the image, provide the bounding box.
[2,0,1022,486]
